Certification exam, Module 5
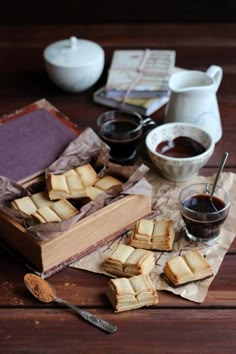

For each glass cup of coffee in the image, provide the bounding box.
[179,183,230,243]
[97,110,144,164]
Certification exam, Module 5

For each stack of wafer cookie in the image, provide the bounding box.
[130,218,175,251]
[32,198,78,224]
[163,249,213,286]
[11,191,54,216]
[48,163,122,200]
[102,244,155,277]
[48,164,98,200]
[11,192,78,223]
[106,274,159,312]
[11,162,122,223]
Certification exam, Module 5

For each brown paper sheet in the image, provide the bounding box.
[70,168,236,303]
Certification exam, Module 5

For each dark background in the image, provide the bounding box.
[1,0,236,24]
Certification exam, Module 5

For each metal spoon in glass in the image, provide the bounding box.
[24,273,117,334]
[210,151,229,197]
[206,152,229,211]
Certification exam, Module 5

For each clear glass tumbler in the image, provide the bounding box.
[179,183,230,243]
[96,110,144,164]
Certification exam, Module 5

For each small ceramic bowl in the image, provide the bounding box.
[43,36,104,93]
[145,122,214,182]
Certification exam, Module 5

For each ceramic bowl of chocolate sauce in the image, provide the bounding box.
[145,122,214,182]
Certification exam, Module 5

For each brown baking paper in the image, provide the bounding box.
[71,167,236,303]
[0,127,152,240]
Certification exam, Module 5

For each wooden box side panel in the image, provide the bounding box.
[0,213,43,269]
[41,195,151,272]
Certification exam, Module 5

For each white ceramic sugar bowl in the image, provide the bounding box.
[43,36,105,93]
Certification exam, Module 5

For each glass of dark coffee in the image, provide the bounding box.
[179,183,230,243]
[97,110,144,164]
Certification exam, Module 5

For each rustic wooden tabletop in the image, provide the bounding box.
[0,24,236,353]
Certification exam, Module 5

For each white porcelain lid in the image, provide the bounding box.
[43,36,104,67]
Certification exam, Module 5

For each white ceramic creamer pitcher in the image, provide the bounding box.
[164,65,223,143]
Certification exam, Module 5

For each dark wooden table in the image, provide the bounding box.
[0,24,236,353]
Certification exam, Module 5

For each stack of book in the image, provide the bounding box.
[93,49,176,116]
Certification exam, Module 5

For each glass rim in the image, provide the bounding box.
[179,182,231,215]
[96,110,143,135]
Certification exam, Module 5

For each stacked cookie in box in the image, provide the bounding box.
[11,163,122,225]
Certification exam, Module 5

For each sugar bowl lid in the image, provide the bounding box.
[43,36,104,68]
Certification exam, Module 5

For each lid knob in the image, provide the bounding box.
[69,36,77,50]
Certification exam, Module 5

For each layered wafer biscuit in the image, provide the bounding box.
[66,174,87,198]
[152,220,175,250]
[31,191,53,209]
[50,198,78,220]
[106,274,159,312]
[34,206,62,223]
[31,211,47,224]
[130,219,175,251]
[11,191,79,223]
[75,163,98,187]
[86,186,104,200]
[129,219,153,249]
[62,169,77,177]
[163,250,213,286]
[48,172,87,200]
[31,199,78,224]
[48,174,71,200]
[47,164,102,200]
[183,251,213,279]
[11,196,37,215]
[102,244,155,277]
[47,162,122,201]
[94,175,122,191]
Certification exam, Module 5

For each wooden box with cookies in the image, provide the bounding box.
[0,99,152,277]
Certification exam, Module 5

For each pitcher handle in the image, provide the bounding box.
[206,65,223,92]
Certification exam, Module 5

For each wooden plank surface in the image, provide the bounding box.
[0,249,236,308]
[1,309,236,353]
[0,23,236,353]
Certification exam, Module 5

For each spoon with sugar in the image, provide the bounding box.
[24,273,117,334]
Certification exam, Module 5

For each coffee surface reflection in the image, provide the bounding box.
[156,136,206,158]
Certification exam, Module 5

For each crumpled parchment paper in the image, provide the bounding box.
[71,168,236,303]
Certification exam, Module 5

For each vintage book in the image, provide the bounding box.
[105,49,176,98]
[0,99,151,277]
[93,86,169,116]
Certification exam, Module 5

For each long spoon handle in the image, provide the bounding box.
[55,297,117,334]
[211,152,229,196]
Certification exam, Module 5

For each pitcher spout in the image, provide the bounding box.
[205,65,223,92]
